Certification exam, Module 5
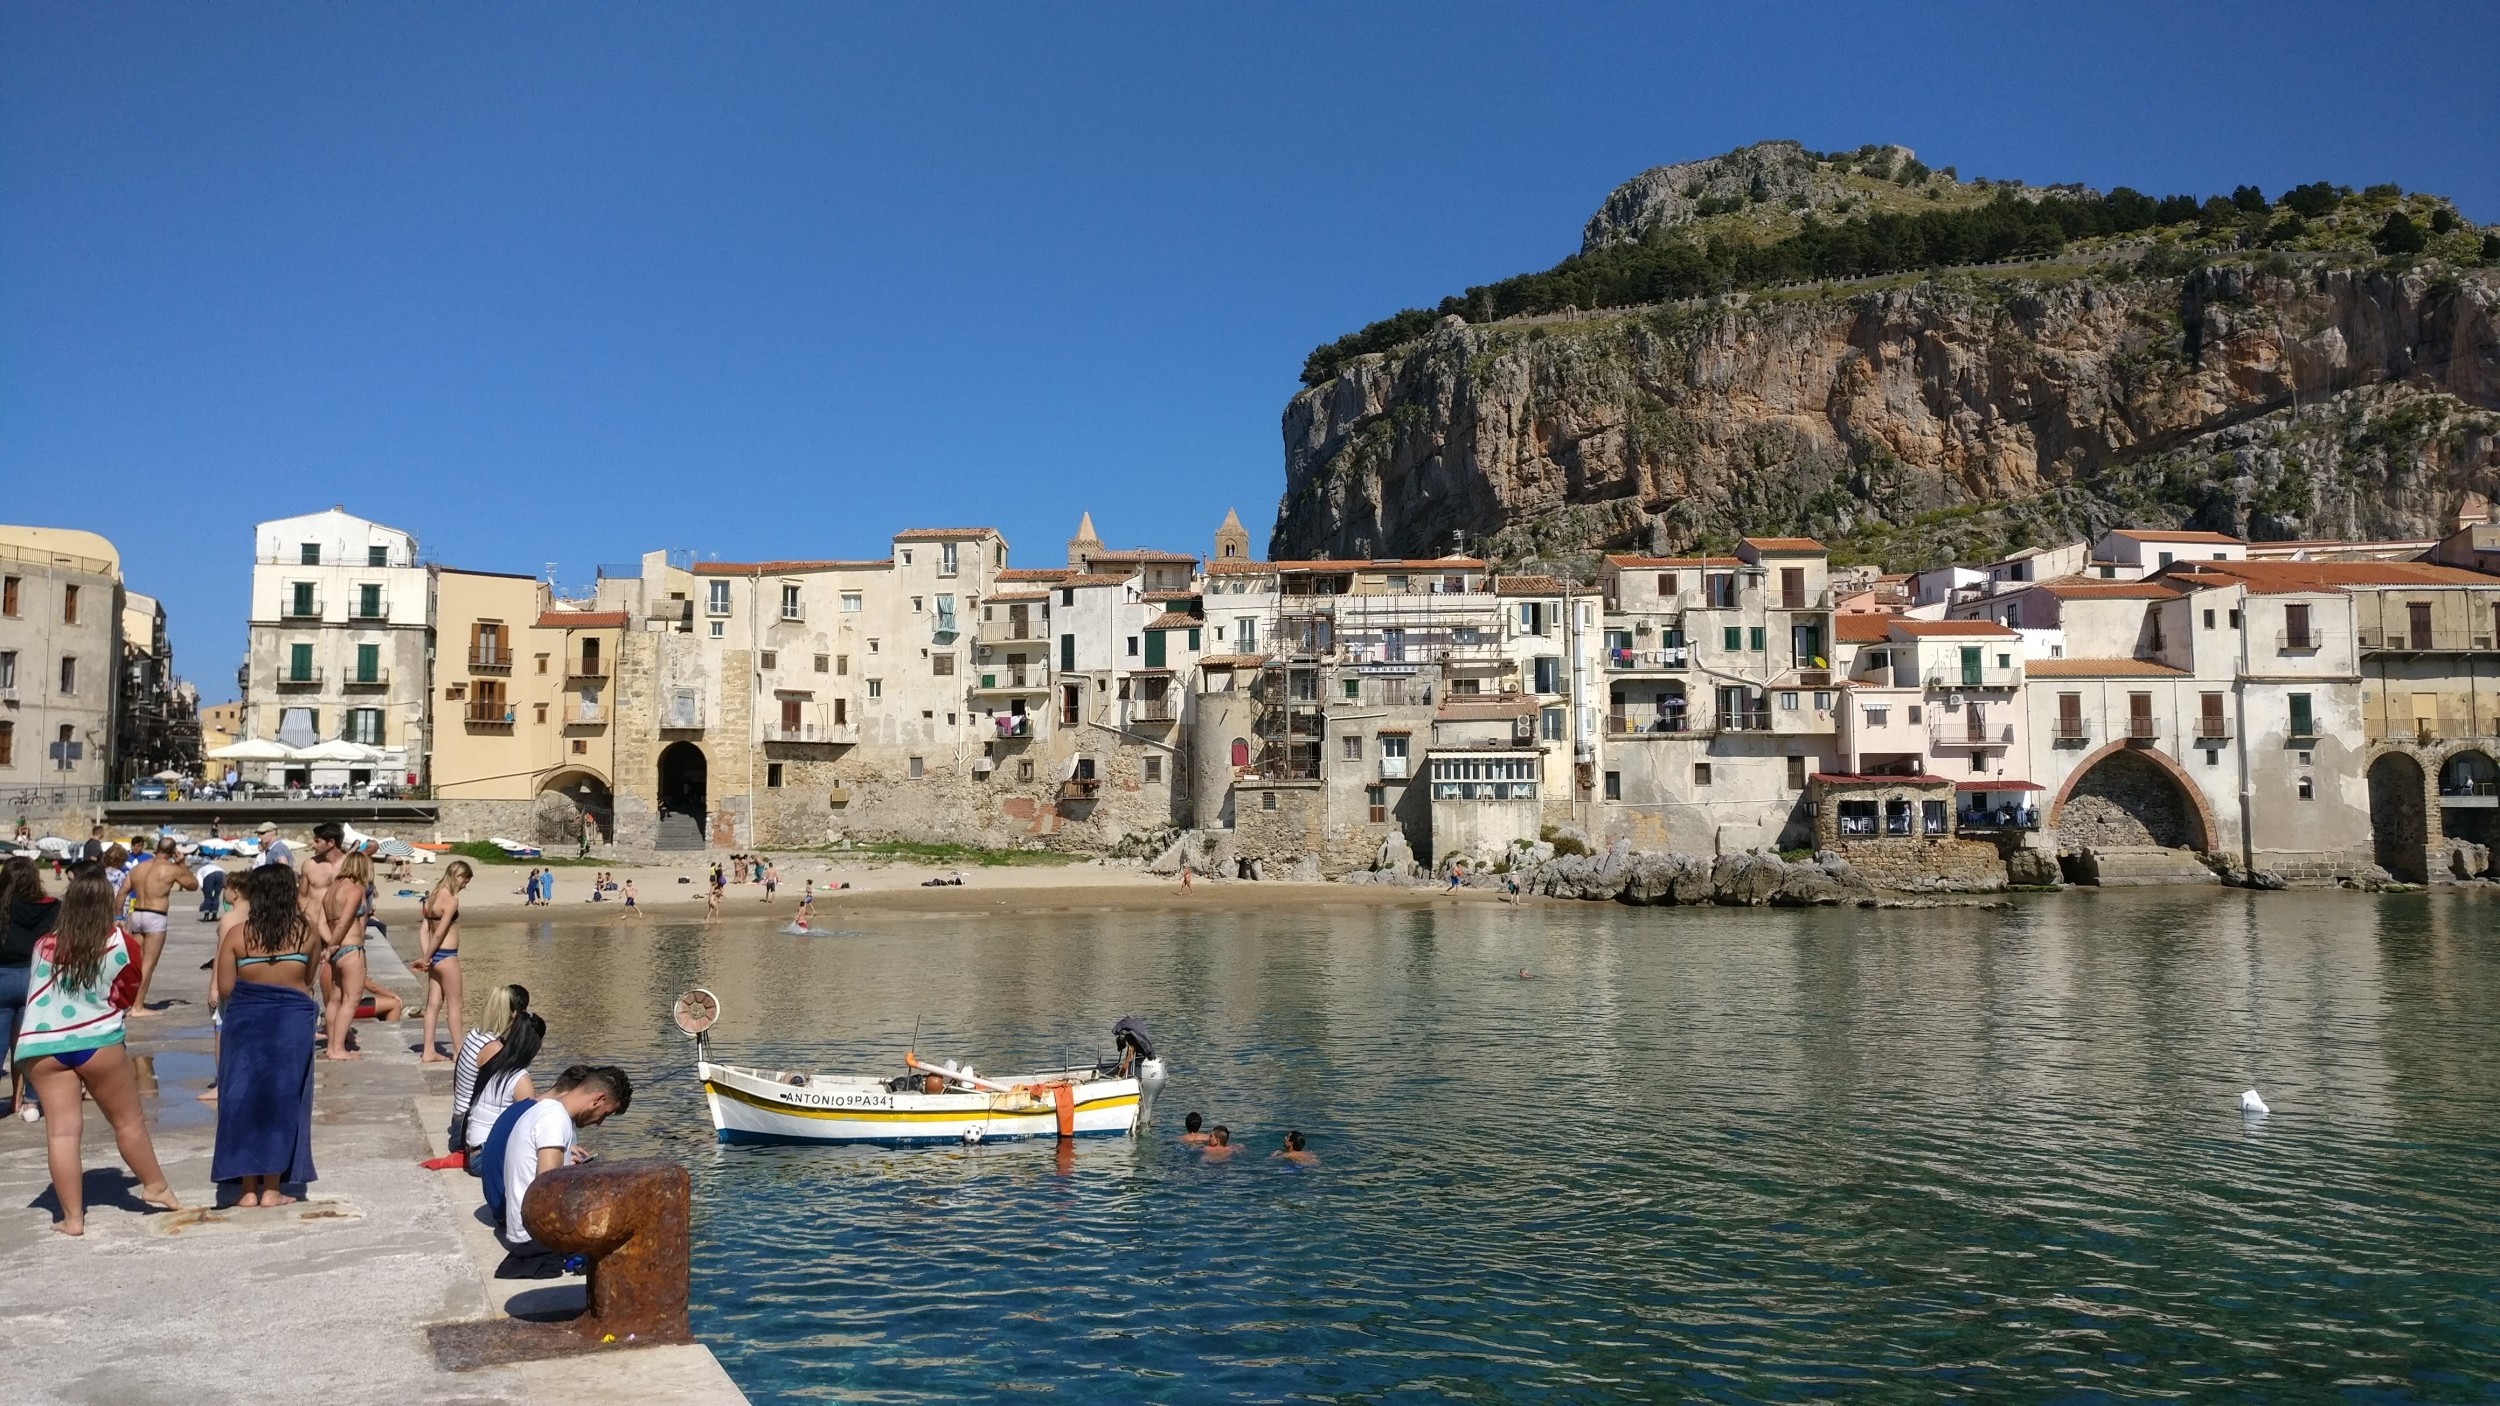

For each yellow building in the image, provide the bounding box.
[199,700,244,782]
[430,567,622,842]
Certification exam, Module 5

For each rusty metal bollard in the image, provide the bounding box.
[521,1158,692,1345]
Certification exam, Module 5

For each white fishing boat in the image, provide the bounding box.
[673,990,1167,1146]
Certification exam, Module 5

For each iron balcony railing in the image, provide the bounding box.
[1606,646,1689,670]
[347,596,389,621]
[2125,717,2160,742]
[1606,711,1705,737]
[2440,779,2500,798]
[275,668,323,688]
[566,659,609,680]
[2052,719,2091,746]
[1957,810,2041,832]
[2274,630,2322,653]
[281,595,324,619]
[1058,777,1101,801]
[1128,699,1178,724]
[974,666,1052,692]
[464,705,515,726]
[341,668,390,689]
[1379,755,1410,780]
[2358,629,2496,652]
[1929,722,2015,747]
[2194,716,2233,741]
[468,650,512,671]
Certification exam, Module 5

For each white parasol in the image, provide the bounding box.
[209,739,297,761]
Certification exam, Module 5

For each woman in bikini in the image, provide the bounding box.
[211,865,323,1207]
[412,860,471,1064]
[320,851,377,1060]
[13,869,180,1234]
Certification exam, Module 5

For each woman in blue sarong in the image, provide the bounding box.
[211,865,323,1206]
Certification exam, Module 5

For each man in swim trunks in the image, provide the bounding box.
[117,837,199,1013]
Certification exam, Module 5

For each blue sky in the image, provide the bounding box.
[6,2,2495,696]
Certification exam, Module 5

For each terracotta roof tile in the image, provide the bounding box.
[1272,557,1486,571]
[892,527,1001,541]
[1146,610,1201,630]
[2034,576,2183,599]
[1741,536,1828,553]
[1205,559,1275,576]
[2024,658,2190,677]
[995,568,1071,583]
[1084,547,1198,564]
[1811,772,1952,786]
[1436,696,1540,720]
[2166,559,2498,595]
[1197,653,1270,669]
[1056,573,1134,589]
[1142,589,1200,602]
[1602,554,1741,569]
[536,611,628,629]
[1493,574,1568,596]
[982,589,1053,602]
[1835,615,1895,643]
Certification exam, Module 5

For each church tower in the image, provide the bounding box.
[1067,511,1104,570]
[1213,508,1250,562]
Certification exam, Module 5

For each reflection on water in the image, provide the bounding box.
[444,891,2500,1402]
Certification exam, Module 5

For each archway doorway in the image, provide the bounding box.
[2438,749,2500,852]
[2368,752,2429,882]
[537,769,615,845]
[2056,749,2204,852]
[658,742,707,840]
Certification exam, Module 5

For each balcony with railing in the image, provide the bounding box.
[1127,698,1178,725]
[566,658,609,681]
[1606,645,1689,671]
[1606,710,1706,738]
[2274,629,2323,654]
[972,663,1052,694]
[468,649,513,672]
[1720,709,1772,733]
[2051,719,2092,747]
[280,594,324,620]
[2358,628,2496,653]
[567,704,605,727]
[1057,776,1102,801]
[766,722,856,746]
[991,713,1035,740]
[2193,716,2234,742]
[1379,754,1410,780]
[976,613,1051,644]
[463,704,515,728]
[341,667,390,690]
[274,667,323,689]
[2124,716,2160,744]
[346,594,390,622]
[2439,779,2499,806]
[1956,807,2041,833]
[1928,721,2015,748]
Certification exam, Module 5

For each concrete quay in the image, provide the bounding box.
[0,913,744,1406]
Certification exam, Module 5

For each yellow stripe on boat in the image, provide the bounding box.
[705,1082,1140,1122]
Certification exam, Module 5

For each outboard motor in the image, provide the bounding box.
[1111,1016,1167,1128]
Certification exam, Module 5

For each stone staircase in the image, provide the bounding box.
[655,813,707,853]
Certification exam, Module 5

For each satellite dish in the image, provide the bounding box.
[673,988,721,1036]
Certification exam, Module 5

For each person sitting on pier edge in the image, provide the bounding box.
[477,1063,633,1279]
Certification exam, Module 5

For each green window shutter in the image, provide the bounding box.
[1960,646,1982,686]
[2290,694,2313,737]
[292,581,314,616]
[1145,630,1166,668]
[1187,627,1201,651]
[1748,626,1765,652]
[1060,634,1075,671]
[1344,677,1359,699]
[290,642,313,680]
[360,583,381,617]
[356,643,378,682]
[1722,626,1742,651]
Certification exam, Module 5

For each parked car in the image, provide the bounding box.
[130,780,170,801]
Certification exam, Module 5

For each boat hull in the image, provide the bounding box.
[700,1060,1141,1146]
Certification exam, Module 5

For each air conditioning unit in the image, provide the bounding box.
[972,757,994,774]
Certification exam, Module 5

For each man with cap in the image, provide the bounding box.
[254,821,295,869]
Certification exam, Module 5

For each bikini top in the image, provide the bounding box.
[236,951,314,968]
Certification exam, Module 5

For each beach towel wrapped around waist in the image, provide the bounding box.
[211,979,319,1186]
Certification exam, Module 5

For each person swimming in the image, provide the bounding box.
[1273,1129,1319,1167]
[1199,1125,1236,1162]
[1179,1111,1210,1146]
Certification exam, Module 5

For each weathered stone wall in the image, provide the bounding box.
[1230,781,1387,876]
[1830,837,2007,892]
[427,798,544,844]
[2058,750,2197,850]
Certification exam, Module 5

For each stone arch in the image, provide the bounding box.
[2050,743,2215,853]
[658,742,708,840]
[2435,746,2500,851]
[2367,750,2430,882]
[537,767,615,844]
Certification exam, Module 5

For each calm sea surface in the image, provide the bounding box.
[444,891,2500,1403]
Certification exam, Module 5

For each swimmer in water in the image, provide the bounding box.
[1199,1125,1236,1163]
[1178,1111,1210,1146]
[1273,1130,1319,1167]
[1518,967,1535,980]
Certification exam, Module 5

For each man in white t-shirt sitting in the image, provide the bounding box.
[481,1064,632,1278]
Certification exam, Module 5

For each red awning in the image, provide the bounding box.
[1955,780,2044,791]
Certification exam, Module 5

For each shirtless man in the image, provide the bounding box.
[1199,1125,1237,1163]
[1178,1111,1212,1147]
[1272,1130,1319,1167]
[118,837,200,1012]
[298,823,348,1021]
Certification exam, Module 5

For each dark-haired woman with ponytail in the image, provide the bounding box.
[1,854,58,1118]
[211,863,323,1207]
[11,869,179,1234]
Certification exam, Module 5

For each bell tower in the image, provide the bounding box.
[1067,512,1104,570]
[1213,508,1250,562]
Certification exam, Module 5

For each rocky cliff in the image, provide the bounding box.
[1271,149,2500,568]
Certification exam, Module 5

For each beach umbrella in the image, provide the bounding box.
[152,769,185,781]
[296,739,378,763]
[209,739,296,761]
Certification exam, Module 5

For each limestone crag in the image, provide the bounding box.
[1581,140,1924,251]
[1272,262,2500,568]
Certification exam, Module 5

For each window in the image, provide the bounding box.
[2057,693,2082,740]
[354,643,380,683]
[1187,626,1201,651]
[368,544,389,567]
[1600,770,1622,801]
[61,583,79,624]
[1343,677,1360,700]
[1262,790,1278,812]
[1960,646,1983,686]
[1061,588,1076,607]
[908,756,925,779]
[1127,636,1140,657]
[1451,678,1481,695]
[1061,683,1081,725]
[1367,785,1387,822]
[759,651,778,671]
[767,763,784,788]
[2297,775,2314,800]
[1970,752,1988,774]
[2158,551,2175,567]
[57,656,76,696]
[836,654,848,675]
[300,542,321,565]
[0,577,15,615]
[709,620,724,638]
[356,583,384,619]
[1017,759,1034,781]
[0,720,10,766]
[940,542,959,577]
[1657,572,1678,596]
[345,709,383,744]
[1924,799,1950,834]
[1747,626,1765,652]
[1693,762,1713,786]
[1534,657,1561,693]
[901,550,913,566]
[1813,691,1832,711]
[1995,653,2010,670]
[1541,706,1565,741]
[2203,608,2216,629]
[932,654,955,676]
[445,683,466,701]
[841,592,862,613]
[867,679,883,699]
[868,639,880,654]
[1779,691,1799,711]
[2284,603,2313,650]
[2227,609,2241,628]
[1908,705,1923,725]
[813,654,830,673]
[1786,755,1807,789]
[1342,735,1363,761]
[707,580,732,615]
[1144,756,1163,783]
[781,584,803,620]
[1863,705,1888,727]
[289,581,317,618]
[0,651,11,689]
[2289,693,2315,738]
[1236,616,1257,651]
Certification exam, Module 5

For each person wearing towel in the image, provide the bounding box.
[210,865,324,1207]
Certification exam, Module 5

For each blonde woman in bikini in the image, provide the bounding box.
[411,860,470,1064]
[320,851,379,1060]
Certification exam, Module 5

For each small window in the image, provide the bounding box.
[759,651,778,670]
[1908,705,1923,725]
[868,639,880,653]
[1657,572,1677,596]
[533,703,547,724]
[1722,626,1742,651]
[781,584,803,620]
[908,756,925,779]
[2227,609,2241,628]
[1863,705,1889,727]
[1061,588,1075,607]
[1747,627,1765,652]
[1779,691,1799,711]
[2297,775,2313,800]
[1604,770,1622,800]
[1344,677,1360,700]
[1995,654,2010,669]
[572,738,587,755]
[815,654,830,673]
[369,545,389,567]
[1144,755,1163,783]
[932,654,955,676]
[1970,752,1987,774]
[1693,762,1713,786]
[836,654,849,675]
[1262,791,1278,811]
[300,542,321,565]
[445,683,466,701]
[766,762,784,788]
[1367,785,1387,822]
[911,596,923,613]
[1813,691,1832,711]
[1785,755,1809,789]
[1342,736,1363,760]
[867,679,883,698]
[1017,759,1034,781]
[1127,637,1140,656]
[709,620,724,638]
[535,654,548,674]
[707,580,732,615]
[841,593,862,612]
[2203,609,2215,629]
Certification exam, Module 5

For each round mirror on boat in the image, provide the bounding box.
[673,987,721,1035]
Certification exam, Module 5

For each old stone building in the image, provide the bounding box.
[240,508,431,789]
[429,567,623,842]
[0,525,124,795]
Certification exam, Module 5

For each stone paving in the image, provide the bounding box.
[0,910,742,1406]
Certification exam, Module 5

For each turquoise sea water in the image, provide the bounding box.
[448,891,2500,1402]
